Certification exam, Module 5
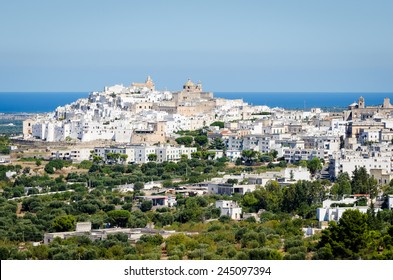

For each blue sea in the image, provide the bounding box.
[1,91,393,113]
[0,92,89,113]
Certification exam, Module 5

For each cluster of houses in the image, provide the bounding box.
[21,77,393,186]
[44,99,393,198]
[23,77,252,144]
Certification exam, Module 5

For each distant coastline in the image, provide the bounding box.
[1,91,393,113]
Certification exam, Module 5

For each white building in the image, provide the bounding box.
[302,135,341,155]
[136,195,177,207]
[94,144,196,164]
[316,197,374,223]
[226,149,242,161]
[317,206,369,223]
[227,136,243,151]
[51,148,91,163]
[215,200,242,220]
[0,155,11,164]
[5,171,17,179]
[94,146,135,164]
[359,129,380,144]
[155,145,196,162]
[330,150,392,178]
[246,167,311,186]
[283,148,328,163]
[207,183,256,195]
[388,195,393,210]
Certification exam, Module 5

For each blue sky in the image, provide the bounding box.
[0,0,392,92]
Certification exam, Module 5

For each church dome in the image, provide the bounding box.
[184,79,195,87]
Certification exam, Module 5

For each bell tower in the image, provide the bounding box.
[358,96,365,108]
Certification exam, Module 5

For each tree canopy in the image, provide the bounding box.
[210,121,224,129]
[307,158,322,175]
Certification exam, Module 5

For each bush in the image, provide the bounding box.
[140,200,153,212]
[78,160,93,169]
[138,234,164,246]
[44,159,70,174]
[218,215,231,223]
[175,136,193,146]
[210,121,224,129]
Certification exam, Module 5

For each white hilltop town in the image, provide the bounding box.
[23,76,251,143]
[21,76,393,193]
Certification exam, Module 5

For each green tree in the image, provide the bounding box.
[267,162,275,168]
[331,172,351,199]
[78,160,93,169]
[92,155,103,164]
[175,136,193,146]
[162,180,173,188]
[263,181,283,212]
[180,154,188,161]
[210,121,224,129]
[138,234,164,246]
[119,154,128,164]
[128,211,148,228]
[31,245,49,260]
[241,193,259,212]
[260,155,273,163]
[282,185,297,212]
[0,246,10,259]
[282,180,326,215]
[269,150,278,159]
[307,158,322,175]
[0,136,10,154]
[298,160,308,168]
[44,159,66,174]
[248,248,283,260]
[147,154,157,162]
[194,135,208,146]
[52,215,76,232]
[107,210,131,227]
[140,200,153,212]
[106,153,121,164]
[351,167,378,197]
[44,164,54,174]
[164,162,178,172]
[226,178,238,185]
[241,150,259,165]
[209,137,226,150]
[318,210,369,259]
[133,182,144,192]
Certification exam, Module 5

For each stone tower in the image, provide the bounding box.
[383,98,392,108]
[358,96,365,109]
